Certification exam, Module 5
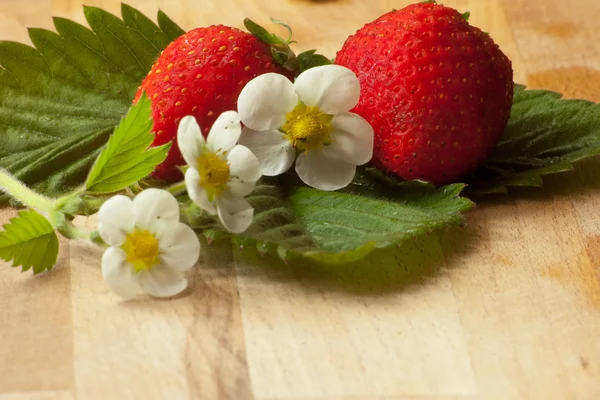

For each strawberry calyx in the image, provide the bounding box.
[244,18,331,76]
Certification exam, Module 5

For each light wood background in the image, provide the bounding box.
[1,0,600,399]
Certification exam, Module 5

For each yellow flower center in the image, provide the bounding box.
[282,102,333,151]
[197,151,230,200]
[121,229,160,272]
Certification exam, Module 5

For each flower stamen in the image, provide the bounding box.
[122,229,160,272]
[197,151,230,200]
[282,102,333,151]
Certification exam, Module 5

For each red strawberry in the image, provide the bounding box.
[335,2,514,185]
[135,25,291,181]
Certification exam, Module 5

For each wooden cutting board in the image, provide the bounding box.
[1,0,599,399]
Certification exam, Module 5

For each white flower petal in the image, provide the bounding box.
[159,223,201,272]
[227,181,256,198]
[294,65,361,114]
[330,112,374,165]
[295,148,356,191]
[101,247,139,299]
[177,116,205,167]
[238,73,298,131]
[132,189,180,234]
[226,145,261,196]
[227,145,261,182]
[206,111,242,153]
[185,168,216,215]
[138,266,187,298]
[97,195,135,246]
[238,127,295,176]
[216,192,254,234]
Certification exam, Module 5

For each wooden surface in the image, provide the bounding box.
[1,0,600,399]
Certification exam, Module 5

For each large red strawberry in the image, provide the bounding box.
[135,25,291,181]
[335,2,514,185]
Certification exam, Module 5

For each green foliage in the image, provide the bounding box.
[243,18,298,71]
[0,4,184,198]
[187,176,473,264]
[243,18,288,46]
[243,18,329,74]
[468,85,600,194]
[0,209,59,274]
[85,95,170,194]
[297,50,333,72]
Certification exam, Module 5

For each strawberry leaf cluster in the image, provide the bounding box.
[0,4,183,199]
[467,85,600,194]
[0,96,170,273]
[184,176,473,264]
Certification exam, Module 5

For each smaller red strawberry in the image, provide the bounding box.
[336,2,514,185]
[135,25,292,181]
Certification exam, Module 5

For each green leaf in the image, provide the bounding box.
[0,209,59,274]
[157,10,186,39]
[269,18,294,43]
[297,50,332,72]
[468,84,600,194]
[243,18,287,46]
[187,176,473,265]
[85,94,170,194]
[243,18,299,72]
[0,4,184,199]
[462,11,471,21]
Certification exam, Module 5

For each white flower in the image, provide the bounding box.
[177,111,261,234]
[237,64,374,191]
[97,189,200,299]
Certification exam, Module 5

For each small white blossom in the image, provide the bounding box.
[97,189,200,299]
[177,111,261,234]
[237,64,374,191]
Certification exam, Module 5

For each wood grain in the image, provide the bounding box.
[235,242,476,398]
[68,218,253,399]
[0,209,74,394]
[1,0,600,399]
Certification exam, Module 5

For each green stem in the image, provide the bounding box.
[54,187,85,211]
[0,168,56,212]
[166,181,187,196]
[58,223,91,240]
[90,230,109,248]
[50,211,90,240]
[81,197,107,215]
